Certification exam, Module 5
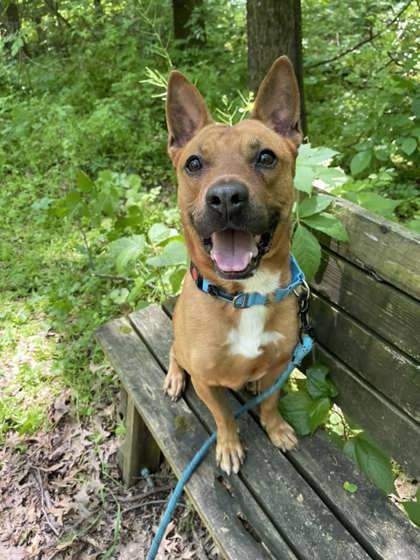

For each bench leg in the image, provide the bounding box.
[119,388,161,487]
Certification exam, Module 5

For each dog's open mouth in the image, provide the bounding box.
[203,229,273,279]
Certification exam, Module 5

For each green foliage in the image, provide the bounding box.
[305,0,419,225]
[344,435,395,495]
[292,224,321,281]
[343,481,358,494]
[279,364,337,436]
[292,144,348,280]
[403,489,420,527]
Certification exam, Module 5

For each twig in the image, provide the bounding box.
[93,272,134,283]
[31,466,60,537]
[307,1,413,69]
[44,0,72,29]
[122,499,186,514]
[79,224,95,272]
[118,484,173,503]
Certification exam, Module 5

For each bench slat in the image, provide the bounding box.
[311,251,420,361]
[320,190,420,300]
[131,305,372,560]
[97,317,295,560]
[311,292,420,422]
[315,344,420,477]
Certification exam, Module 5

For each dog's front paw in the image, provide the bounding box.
[263,416,297,452]
[163,368,186,401]
[216,434,245,475]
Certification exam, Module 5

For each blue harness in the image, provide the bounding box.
[147,255,314,560]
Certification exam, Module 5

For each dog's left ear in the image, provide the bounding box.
[166,71,213,165]
[251,56,302,147]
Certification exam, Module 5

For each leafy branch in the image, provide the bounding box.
[307,1,414,69]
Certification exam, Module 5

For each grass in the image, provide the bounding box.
[0,170,123,439]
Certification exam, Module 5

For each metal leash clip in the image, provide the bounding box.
[294,280,314,339]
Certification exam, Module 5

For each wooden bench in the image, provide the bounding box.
[96,196,420,559]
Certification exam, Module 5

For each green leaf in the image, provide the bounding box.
[400,137,417,156]
[76,170,94,192]
[147,240,187,268]
[279,389,331,437]
[344,436,395,495]
[302,213,348,241]
[292,225,321,281]
[316,166,347,189]
[298,144,338,164]
[309,397,331,433]
[294,165,315,193]
[403,489,420,527]
[148,223,179,246]
[109,288,129,305]
[169,268,186,293]
[298,195,333,218]
[354,193,401,220]
[350,150,372,176]
[412,97,420,119]
[108,235,146,273]
[405,217,420,234]
[343,481,358,494]
[306,364,338,399]
[279,390,313,436]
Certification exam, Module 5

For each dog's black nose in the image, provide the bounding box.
[206,182,249,219]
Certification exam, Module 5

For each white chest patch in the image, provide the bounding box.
[227,269,285,358]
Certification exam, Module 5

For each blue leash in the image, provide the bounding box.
[147,334,314,560]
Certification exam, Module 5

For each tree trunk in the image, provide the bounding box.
[94,0,103,14]
[172,0,205,45]
[247,0,306,135]
[3,2,20,35]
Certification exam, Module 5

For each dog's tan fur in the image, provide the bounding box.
[164,57,302,474]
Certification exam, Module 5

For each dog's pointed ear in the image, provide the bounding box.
[251,56,302,147]
[166,71,212,165]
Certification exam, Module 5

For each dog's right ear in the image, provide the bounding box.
[166,71,212,165]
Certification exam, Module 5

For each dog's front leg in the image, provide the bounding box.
[259,360,298,452]
[191,378,245,475]
[163,345,187,401]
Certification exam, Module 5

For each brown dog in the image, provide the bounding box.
[164,57,302,475]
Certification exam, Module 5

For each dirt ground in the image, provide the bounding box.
[0,392,219,560]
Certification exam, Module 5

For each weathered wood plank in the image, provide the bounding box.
[131,305,372,560]
[314,344,420,477]
[316,187,420,300]
[311,251,420,361]
[96,318,293,560]
[288,430,420,560]
[311,292,420,422]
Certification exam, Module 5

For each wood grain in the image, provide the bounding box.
[314,344,420,477]
[310,292,420,422]
[315,187,420,300]
[311,251,420,361]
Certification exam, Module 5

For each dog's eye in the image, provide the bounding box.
[256,149,277,168]
[185,155,203,174]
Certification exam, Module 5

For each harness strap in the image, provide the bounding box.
[190,254,306,309]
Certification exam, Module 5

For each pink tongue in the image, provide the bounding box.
[211,230,257,272]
